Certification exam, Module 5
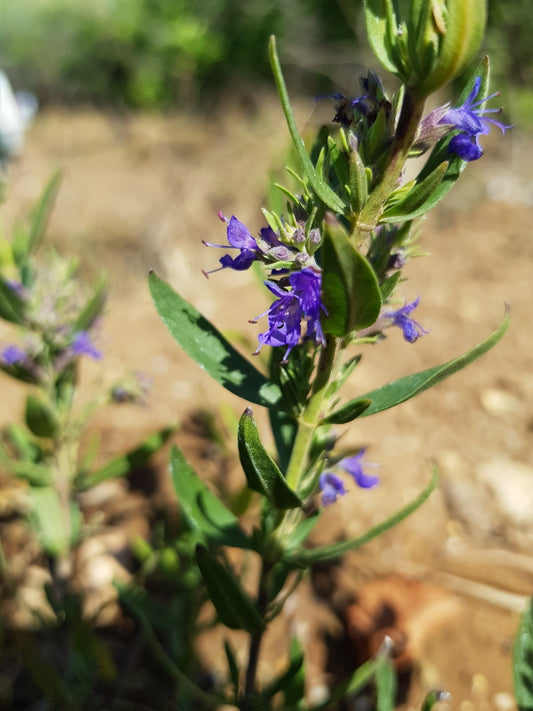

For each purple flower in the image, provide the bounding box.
[71,331,102,360]
[338,449,380,489]
[439,77,511,161]
[203,214,284,275]
[253,269,326,362]
[319,472,347,506]
[383,296,427,343]
[1,344,28,366]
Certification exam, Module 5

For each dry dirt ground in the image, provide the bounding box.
[0,97,532,709]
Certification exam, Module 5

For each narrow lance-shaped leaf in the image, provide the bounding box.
[149,272,281,408]
[358,308,509,418]
[380,161,448,222]
[0,277,25,324]
[268,35,346,215]
[284,466,438,566]
[169,445,250,549]
[196,545,265,634]
[323,398,371,425]
[76,426,175,490]
[238,408,302,509]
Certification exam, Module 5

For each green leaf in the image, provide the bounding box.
[238,408,301,510]
[421,690,451,711]
[262,636,304,699]
[196,544,265,633]
[514,599,533,710]
[224,640,240,701]
[364,0,402,75]
[323,398,371,425]
[0,277,26,324]
[380,161,448,222]
[28,487,82,554]
[74,276,107,331]
[25,394,58,438]
[169,445,250,549]
[376,656,396,711]
[268,35,346,215]
[322,217,382,337]
[281,637,306,707]
[359,309,510,418]
[77,426,175,490]
[13,172,62,265]
[285,466,438,565]
[149,272,281,408]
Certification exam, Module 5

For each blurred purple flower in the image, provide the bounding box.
[71,331,102,360]
[319,472,347,506]
[438,76,511,161]
[383,296,427,343]
[338,449,380,489]
[1,344,28,366]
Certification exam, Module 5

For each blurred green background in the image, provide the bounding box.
[0,0,531,115]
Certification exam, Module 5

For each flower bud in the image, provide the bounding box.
[364,0,487,96]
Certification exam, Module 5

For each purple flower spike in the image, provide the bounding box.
[383,296,427,343]
[319,472,347,506]
[203,215,261,275]
[71,331,102,360]
[339,450,380,489]
[439,76,511,161]
[254,268,326,362]
[1,344,28,366]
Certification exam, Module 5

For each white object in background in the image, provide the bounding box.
[0,70,38,160]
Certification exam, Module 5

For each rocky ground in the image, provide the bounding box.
[0,96,532,709]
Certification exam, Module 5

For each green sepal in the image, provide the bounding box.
[323,398,371,425]
[380,161,448,222]
[513,598,533,710]
[268,35,345,215]
[348,143,369,214]
[359,308,509,418]
[76,426,175,490]
[321,217,382,337]
[196,544,265,634]
[25,394,58,438]
[284,466,438,566]
[0,276,26,324]
[169,445,250,549]
[238,408,302,510]
[149,272,281,408]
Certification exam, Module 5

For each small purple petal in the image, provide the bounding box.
[319,472,347,506]
[71,331,102,360]
[383,296,428,343]
[339,450,380,489]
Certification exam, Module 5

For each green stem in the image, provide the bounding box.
[352,88,426,243]
[285,336,339,491]
[241,560,272,710]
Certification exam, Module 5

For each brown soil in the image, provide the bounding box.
[1,98,532,710]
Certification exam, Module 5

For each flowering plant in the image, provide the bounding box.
[150,1,515,708]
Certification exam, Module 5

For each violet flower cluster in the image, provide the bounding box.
[319,449,380,506]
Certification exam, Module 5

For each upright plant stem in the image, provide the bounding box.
[242,560,272,710]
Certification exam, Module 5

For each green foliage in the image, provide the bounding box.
[514,599,533,710]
